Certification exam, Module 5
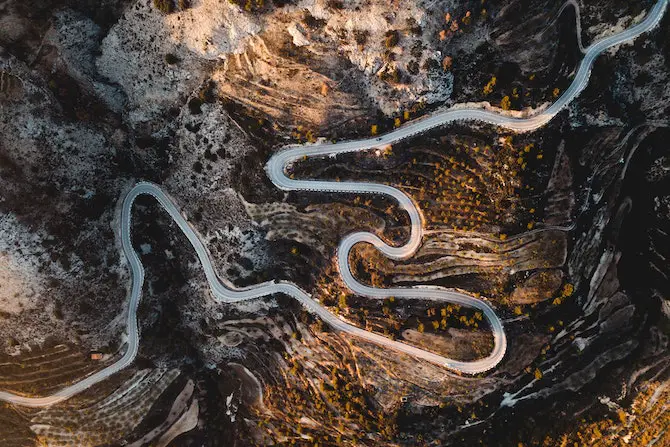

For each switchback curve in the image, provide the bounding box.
[0,0,665,407]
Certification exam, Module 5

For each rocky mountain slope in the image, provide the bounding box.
[0,0,668,445]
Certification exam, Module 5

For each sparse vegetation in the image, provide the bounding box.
[422,57,440,72]
[228,0,268,13]
[31,369,180,446]
[384,30,400,48]
[407,59,420,75]
[164,53,180,65]
[153,0,175,14]
[539,382,670,446]
[0,344,102,396]
[483,76,497,95]
[380,65,401,84]
[262,352,399,444]
[353,29,369,46]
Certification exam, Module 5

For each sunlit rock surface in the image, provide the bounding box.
[0,0,668,445]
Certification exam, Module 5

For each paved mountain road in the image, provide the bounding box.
[0,0,665,407]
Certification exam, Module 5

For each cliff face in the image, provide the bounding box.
[0,0,668,445]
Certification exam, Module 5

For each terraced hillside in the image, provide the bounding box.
[30,368,182,446]
[0,406,35,447]
[0,344,104,397]
[0,0,668,445]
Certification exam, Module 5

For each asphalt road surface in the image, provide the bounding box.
[1,0,665,407]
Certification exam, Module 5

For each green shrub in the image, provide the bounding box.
[407,59,419,75]
[164,53,180,65]
[354,30,369,46]
[384,30,399,48]
[153,0,174,14]
[380,66,401,83]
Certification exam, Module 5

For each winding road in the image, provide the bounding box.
[542,0,587,54]
[0,0,666,407]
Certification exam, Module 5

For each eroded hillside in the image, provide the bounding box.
[0,0,668,445]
